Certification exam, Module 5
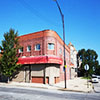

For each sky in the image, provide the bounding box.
[0,0,100,63]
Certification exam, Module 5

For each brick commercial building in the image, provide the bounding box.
[13,30,70,84]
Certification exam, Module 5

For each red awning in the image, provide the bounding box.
[17,56,62,65]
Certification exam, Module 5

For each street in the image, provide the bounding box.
[0,86,100,100]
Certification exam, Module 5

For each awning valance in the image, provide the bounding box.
[17,56,62,65]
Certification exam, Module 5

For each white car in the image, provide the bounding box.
[97,75,100,79]
[91,76,99,83]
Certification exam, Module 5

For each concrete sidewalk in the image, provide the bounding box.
[0,77,93,93]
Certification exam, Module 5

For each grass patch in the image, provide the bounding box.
[81,76,91,79]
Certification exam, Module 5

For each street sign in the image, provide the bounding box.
[84,64,89,70]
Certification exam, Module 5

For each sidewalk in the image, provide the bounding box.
[55,78,93,92]
[0,77,93,93]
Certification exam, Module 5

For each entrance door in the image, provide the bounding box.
[25,66,30,83]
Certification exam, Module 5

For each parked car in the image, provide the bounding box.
[96,75,100,79]
[91,76,99,83]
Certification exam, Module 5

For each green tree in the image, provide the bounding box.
[77,49,99,76]
[0,29,21,82]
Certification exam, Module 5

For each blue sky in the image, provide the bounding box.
[0,0,100,63]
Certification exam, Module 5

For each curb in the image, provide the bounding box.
[0,83,93,93]
[58,88,92,93]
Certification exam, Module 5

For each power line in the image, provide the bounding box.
[17,0,61,29]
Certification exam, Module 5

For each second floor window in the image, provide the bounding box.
[19,47,23,53]
[48,43,54,50]
[35,44,40,51]
[27,45,31,52]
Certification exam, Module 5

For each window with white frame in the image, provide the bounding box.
[19,47,23,53]
[35,44,40,51]
[27,45,31,52]
[48,43,54,50]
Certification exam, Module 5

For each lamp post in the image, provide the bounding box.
[53,0,67,88]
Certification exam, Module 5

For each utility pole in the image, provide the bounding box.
[53,0,67,88]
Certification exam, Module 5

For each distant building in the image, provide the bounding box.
[13,30,71,84]
[68,42,77,79]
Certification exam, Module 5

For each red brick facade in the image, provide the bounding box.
[18,30,70,57]
[17,30,70,84]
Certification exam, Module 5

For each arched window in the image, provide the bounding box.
[48,43,54,50]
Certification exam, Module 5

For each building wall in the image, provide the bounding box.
[16,30,70,83]
[31,64,60,84]
[12,67,25,82]
[13,64,60,84]
[68,42,77,79]
[19,37,43,57]
[18,30,70,59]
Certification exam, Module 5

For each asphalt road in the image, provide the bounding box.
[0,86,100,100]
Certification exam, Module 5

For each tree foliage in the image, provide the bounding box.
[77,49,100,76]
[0,29,21,82]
